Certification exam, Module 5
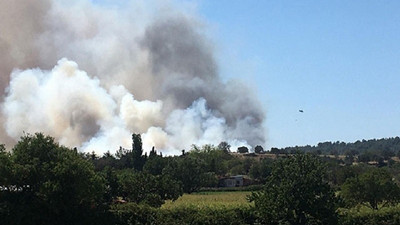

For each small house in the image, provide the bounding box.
[218,175,252,187]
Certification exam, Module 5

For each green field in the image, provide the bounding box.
[162,191,254,209]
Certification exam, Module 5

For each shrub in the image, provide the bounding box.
[110,203,256,225]
[110,203,158,225]
[339,206,400,225]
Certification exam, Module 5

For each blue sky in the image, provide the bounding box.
[197,1,400,148]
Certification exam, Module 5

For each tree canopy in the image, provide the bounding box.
[250,153,338,225]
[341,167,400,210]
[0,133,106,225]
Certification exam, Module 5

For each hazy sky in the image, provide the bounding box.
[195,0,400,148]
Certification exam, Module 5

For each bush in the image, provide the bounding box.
[340,168,400,210]
[110,203,256,225]
[110,203,158,225]
[339,206,400,225]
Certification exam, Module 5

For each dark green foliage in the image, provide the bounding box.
[328,164,366,187]
[110,203,158,225]
[162,155,217,193]
[94,151,118,171]
[100,166,120,203]
[6,133,400,224]
[115,133,146,171]
[270,147,280,154]
[132,134,142,153]
[189,144,234,175]
[0,144,12,185]
[117,170,182,207]
[340,168,400,210]
[237,146,249,153]
[158,206,257,225]
[274,137,400,158]
[143,148,166,175]
[111,203,257,225]
[249,158,273,183]
[0,133,106,225]
[250,153,338,225]
[227,159,246,175]
[131,133,146,171]
[339,206,400,225]
[254,145,264,153]
[358,151,374,163]
[382,148,395,160]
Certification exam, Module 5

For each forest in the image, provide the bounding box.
[272,137,400,157]
[2,133,400,224]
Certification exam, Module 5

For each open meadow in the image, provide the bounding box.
[162,191,253,210]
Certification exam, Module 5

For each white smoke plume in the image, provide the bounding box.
[0,0,265,155]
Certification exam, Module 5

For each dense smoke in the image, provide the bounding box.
[0,0,265,154]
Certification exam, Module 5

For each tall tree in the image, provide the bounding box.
[249,154,338,225]
[132,133,143,155]
[132,133,146,171]
[341,168,400,210]
[115,134,146,171]
[0,133,105,225]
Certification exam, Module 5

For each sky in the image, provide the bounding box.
[194,0,400,149]
[2,0,399,153]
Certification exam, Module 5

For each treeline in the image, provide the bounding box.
[0,133,268,224]
[3,133,400,224]
[271,136,400,159]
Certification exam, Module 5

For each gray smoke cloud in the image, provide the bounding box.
[0,0,265,154]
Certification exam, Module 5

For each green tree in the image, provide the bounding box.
[331,165,363,186]
[254,145,264,154]
[143,150,166,175]
[341,168,400,210]
[270,147,280,154]
[163,156,214,193]
[0,144,13,218]
[358,151,373,163]
[93,151,118,171]
[115,133,146,171]
[382,148,395,160]
[237,146,249,153]
[0,144,12,185]
[249,158,273,183]
[117,170,182,207]
[249,154,338,225]
[0,133,106,225]
[100,166,120,203]
[188,144,233,175]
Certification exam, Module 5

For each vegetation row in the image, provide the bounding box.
[2,133,400,224]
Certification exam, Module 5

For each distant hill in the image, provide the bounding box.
[270,137,400,157]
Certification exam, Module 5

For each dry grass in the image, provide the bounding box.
[161,191,253,210]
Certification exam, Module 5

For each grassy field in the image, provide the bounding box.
[162,191,253,209]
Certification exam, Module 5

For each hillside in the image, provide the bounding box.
[270,136,400,156]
